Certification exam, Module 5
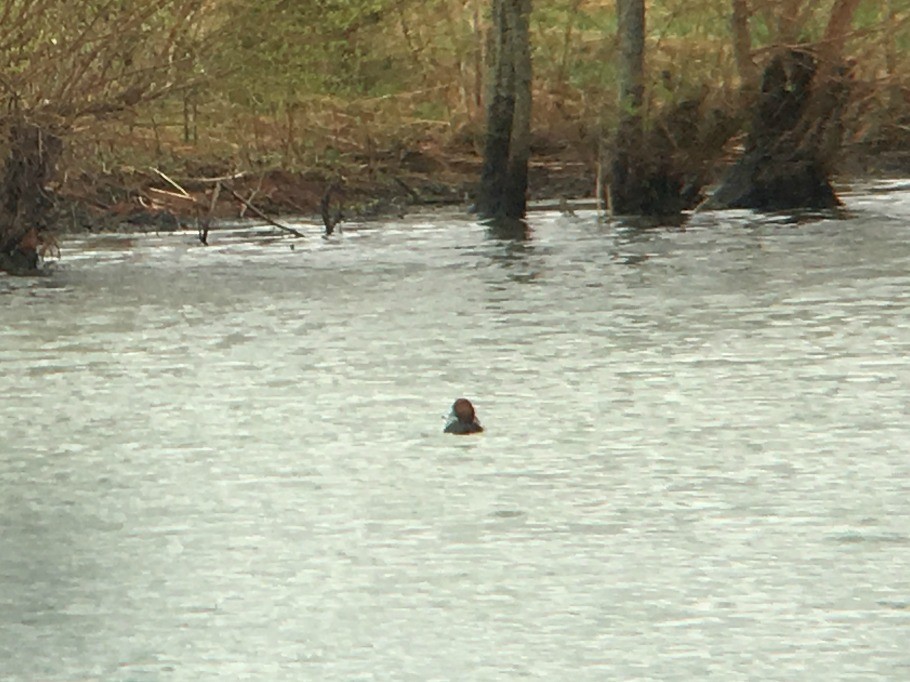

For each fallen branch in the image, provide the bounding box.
[223,182,306,238]
[151,167,192,197]
[239,172,266,219]
[393,176,420,202]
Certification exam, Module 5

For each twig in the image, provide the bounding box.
[147,186,200,204]
[193,170,249,183]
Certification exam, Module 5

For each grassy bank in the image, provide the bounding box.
[7,1,910,237]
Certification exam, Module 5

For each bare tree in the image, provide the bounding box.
[0,0,209,273]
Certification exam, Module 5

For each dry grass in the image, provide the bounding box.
[49,0,910,191]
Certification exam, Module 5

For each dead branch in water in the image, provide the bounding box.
[149,167,212,244]
[238,173,265,219]
[223,182,306,238]
[146,168,305,241]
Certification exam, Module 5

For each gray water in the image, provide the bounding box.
[1,182,909,681]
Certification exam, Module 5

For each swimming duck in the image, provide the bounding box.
[444,398,483,435]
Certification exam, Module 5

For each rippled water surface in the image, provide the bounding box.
[2,183,910,680]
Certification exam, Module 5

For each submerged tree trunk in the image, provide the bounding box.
[609,0,696,217]
[708,0,860,211]
[0,121,62,274]
[609,0,644,214]
[476,0,532,220]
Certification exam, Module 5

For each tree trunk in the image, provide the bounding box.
[731,0,757,90]
[0,121,62,275]
[609,0,647,215]
[609,0,689,216]
[820,0,862,63]
[775,0,805,44]
[476,0,532,220]
[503,0,532,219]
[606,0,735,217]
[707,1,860,212]
[617,0,645,113]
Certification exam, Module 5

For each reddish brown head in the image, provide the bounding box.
[452,398,477,423]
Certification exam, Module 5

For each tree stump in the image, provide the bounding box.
[706,48,852,211]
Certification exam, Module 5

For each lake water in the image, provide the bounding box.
[1,183,909,680]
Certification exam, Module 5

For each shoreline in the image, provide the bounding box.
[33,144,910,237]
[44,155,597,236]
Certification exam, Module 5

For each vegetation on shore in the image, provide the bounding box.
[2,1,910,271]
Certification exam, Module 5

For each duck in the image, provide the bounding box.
[444,398,483,435]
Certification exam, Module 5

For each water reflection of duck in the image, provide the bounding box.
[444,398,484,435]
